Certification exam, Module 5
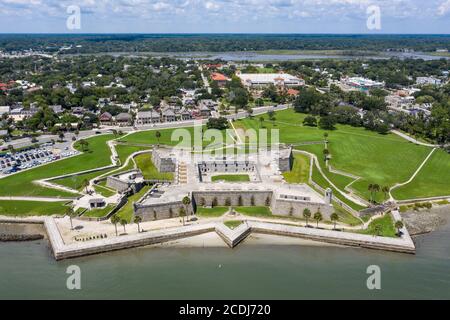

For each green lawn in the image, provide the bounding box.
[211,174,250,182]
[392,150,450,200]
[52,168,112,192]
[83,205,115,219]
[134,154,174,181]
[0,134,114,198]
[224,220,244,230]
[282,153,310,184]
[236,109,438,202]
[93,185,116,198]
[359,214,397,238]
[0,201,69,217]
[115,186,151,222]
[115,144,151,164]
[235,206,273,217]
[196,206,229,217]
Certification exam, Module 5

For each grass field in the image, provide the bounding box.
[196,206,229,217]
[235,206,273,217]
[115,144,151,164]
[282,153,310,184]
[0,201,68,217]
[83,205,115,219]
[392,149,450,200]
[134,154,174,181]
[93,184,116,198]
[359,214,397,238]
[52,168,112,192]
[0,134,114,197]
[211,174,250,182]
[224,220,244,230]
[116,186,151,222]
[235,109,439,202]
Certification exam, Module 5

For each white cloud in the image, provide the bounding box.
[205,1,220,11]
[438,0,450,15]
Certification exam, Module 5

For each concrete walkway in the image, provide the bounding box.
[389,148,437,201]
[391,130,440,148]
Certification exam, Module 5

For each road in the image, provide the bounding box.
[3,105,290,151]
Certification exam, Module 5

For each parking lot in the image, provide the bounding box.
[0,143,79,175]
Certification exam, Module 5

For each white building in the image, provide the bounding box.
[237,72,305,88]
[416,77,442,86]
[341,77,385,90]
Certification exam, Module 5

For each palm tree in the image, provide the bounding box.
[182,196,191,220]
[79,139,89,152]
[374,224,383,237]
[314,211,323,228]
[259,116,265,128]
[395,221,404,235]
[155,131,161,145]
[134,216,142,233]
[382,186,390,201]
[323,149,330,162]
[179,207,187,226]
[330,213,339,230]
[303,208,311,226]
[82,179,90,194]
[373,184,381,203]
[66,207,76,230]
[323,132,329,142]
[111,215,120,236]
[368,184,374,203]
[120,219,128,233]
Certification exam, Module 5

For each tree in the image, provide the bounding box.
[58,132,65,142]
[319,116,336,130]
[382,186,390,200]
[66,207,76,230]
[303,116,317,127]
[179,207,187,226]
[182,196,191,219]
[374,224,383,237]
[314,211,323,228]
[82,179,90,194]
[134,216,142,233]
[111,215,120,236]
[330,213,339,230]
[79,139,89,152]
[259,116,265,128]
[323,149,330,162]
[120,219,128,233]
[395,221,404,235]
[155,131,161,144]
[206,117,229,130]
[303,208,311,226]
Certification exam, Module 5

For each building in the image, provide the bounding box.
[210,72,230,87]
[99,112,113,126]
[114,113,133,127]
[133,147,335,223]
[341,77,385,91]
[237,72,305,88]
[0,106,10,116]
[416,77,442,86]
[161,108,176,122]
[50,105,63,114]
[136,111,161,125]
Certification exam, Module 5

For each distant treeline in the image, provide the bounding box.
[1,34,450,53]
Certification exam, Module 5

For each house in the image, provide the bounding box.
[179,108,192,121]
[99,112,113,126]
[199,104,211,118]
[136,111,161,125]
[237,72,305,88]
[162,108,176,122]
[50,105,64,114]
[198,99,218,111]
[9,107,38,122]
[416,77,442,86]
[71,107,85,116]
[287,89,300,97]
[0,106,10,116]
[211,73,230,87]
[114,113,133,127]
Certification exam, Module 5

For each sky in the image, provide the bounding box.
[0,0,450,34]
